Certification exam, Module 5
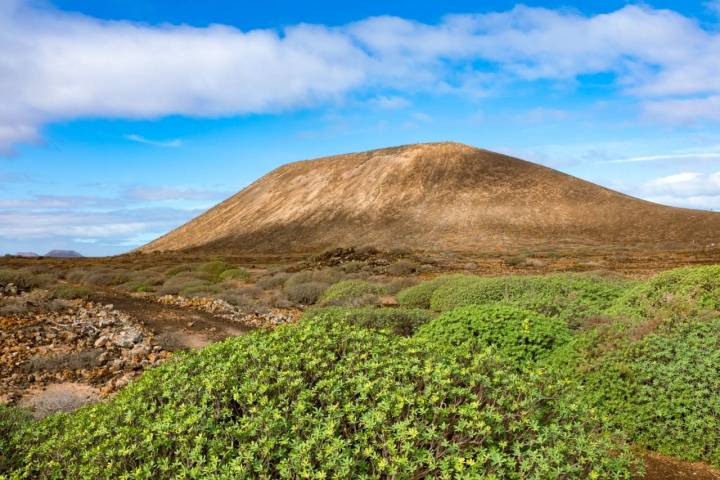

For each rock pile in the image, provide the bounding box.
[1,282,19,296]
[155,295,300,329]
[1,302,170,403]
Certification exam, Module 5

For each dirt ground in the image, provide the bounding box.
[641,453,720,479]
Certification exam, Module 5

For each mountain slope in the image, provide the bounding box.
[140,142,720,254]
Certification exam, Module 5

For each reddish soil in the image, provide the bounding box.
[94,291,253,350]
[641,453,720,480]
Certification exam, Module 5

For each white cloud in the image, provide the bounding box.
[642,170,720,197]
[604,151,720,163]
[3,2,720,151]
[626,171,720,210]
[368,95,411,109]
[126,134,183,148]
[642,96,720,124]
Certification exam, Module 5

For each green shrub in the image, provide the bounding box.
[304,307,434,336]
[429,274,629,325]
[396,275,475,309]
[609,265,720,320]
[0,269,40,291]
[416,304,571,365]
[50,285,92,300]
[319,280,386,305]
[164,264,195,277]
[160,273,214,295]
[564,317,720,467]
[219,268,250,282]
[78,269,131,287]
[0,404,33,472]
[284,281,328,305]
[4,319,636,478]
[179,283,222,298]
[197,260,228,278]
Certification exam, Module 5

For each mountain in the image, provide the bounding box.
[45,250,83,258]
[140,142,720,254]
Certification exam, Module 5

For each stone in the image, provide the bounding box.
[113,328,143,348]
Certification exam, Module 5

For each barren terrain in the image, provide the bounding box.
[142,142,720,254]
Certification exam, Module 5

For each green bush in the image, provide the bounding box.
[82,270,131,287]
[179,283,222,298]
[304,307,434,336]
[50,285,92,300]
[164,264,195,277]
[609,265,720,320]
[416,304,571,365]
[396,275,475,309]
[197,260,228,278]
[0,404,33,472]
[160,273,214,295]
[3,319,636,478]
[319,280,386,305]
[429,274,629,325]
[284,281,328,305]
[564,317,720,466]
[0,269,41,291]
[219,268,250,282]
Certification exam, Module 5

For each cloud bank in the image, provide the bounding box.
[2,2,720,152]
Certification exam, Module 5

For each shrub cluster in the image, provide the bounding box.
[284,281,328,305]
[318,280,386,306]
[416,304,571,365]
[395,275,475,309]
[428,273,629,325]
[0,404,33,472]
[609,264,720,320]
[0,269,41,292]
[303,306,434,336]
[3,318,635,478]
[554,316,720,467]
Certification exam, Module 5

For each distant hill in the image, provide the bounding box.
[15,252,39,258]
[45,250,83,258]
[141,142,720,254]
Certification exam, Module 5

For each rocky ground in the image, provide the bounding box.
[0,286,301,418]
[154,294,300,329]
[0,299,169,407]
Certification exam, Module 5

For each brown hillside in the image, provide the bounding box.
[140,142,720,254]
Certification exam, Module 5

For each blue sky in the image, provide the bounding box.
[1,0,720,256]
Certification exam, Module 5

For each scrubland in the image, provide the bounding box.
[1,249,720,478]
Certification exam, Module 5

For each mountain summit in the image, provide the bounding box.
[141,142,720,254]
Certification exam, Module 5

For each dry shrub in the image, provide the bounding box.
[51,285,92,300]
[385,277,418,295]
[284,282,328,305]
[387,260,419,276]
[256,272,290,290]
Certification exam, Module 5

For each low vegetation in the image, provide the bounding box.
[428,273,630,325]
[1,318,636,479]
[416,304,571,365]
[318,279,387,306]
[303,306,434,336]
[3,255,720,476]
